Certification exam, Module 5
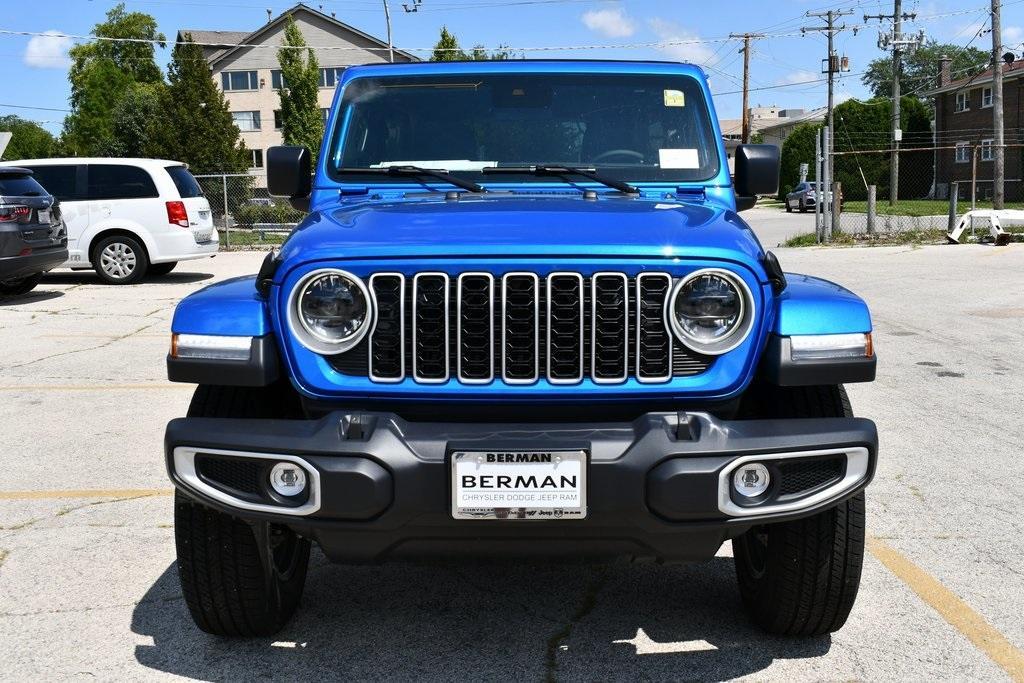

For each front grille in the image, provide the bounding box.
[778,457,845,496]
[329,271,715,385]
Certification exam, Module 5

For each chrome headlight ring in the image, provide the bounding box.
[666,268,755,356]
[287,268,374,356]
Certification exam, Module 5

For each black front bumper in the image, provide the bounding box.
[165,411,878,563]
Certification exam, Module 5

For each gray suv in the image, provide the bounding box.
[0,167,67,296]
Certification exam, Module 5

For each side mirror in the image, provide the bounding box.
[267,146,312,212]
[734,144,780,211]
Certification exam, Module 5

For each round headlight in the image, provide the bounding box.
[289,269,373,355]
[668,269,754,355]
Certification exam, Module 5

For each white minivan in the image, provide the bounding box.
[0,158,218,284]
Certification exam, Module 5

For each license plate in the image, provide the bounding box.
[37,209,50,224]
[451,450,586,520]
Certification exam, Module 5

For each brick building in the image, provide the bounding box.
[925,57,1024,201]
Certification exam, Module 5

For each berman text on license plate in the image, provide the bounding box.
[451,450,586,520]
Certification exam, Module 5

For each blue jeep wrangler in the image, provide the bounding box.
[165,60,877,637]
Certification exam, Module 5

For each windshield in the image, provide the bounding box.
[328,72,721,185]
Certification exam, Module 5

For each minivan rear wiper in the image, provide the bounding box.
[481,165,639,195]
[335,165,486,193]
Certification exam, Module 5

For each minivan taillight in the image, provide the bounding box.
[166,201,189,228]
[0,205,31,222]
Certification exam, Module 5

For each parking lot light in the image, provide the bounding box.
[170,333,253,361]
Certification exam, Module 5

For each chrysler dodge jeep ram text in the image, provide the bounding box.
[165,61,878,637]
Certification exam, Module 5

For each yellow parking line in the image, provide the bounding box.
[0,384,191,392]
[0,489,173,500]
[868,537,1024,681]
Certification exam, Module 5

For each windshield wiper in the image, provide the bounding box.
[335,165,486,193]
[481,165,639,195]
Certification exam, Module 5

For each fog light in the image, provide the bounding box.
[269,462,307,497]
[733,463,770,498]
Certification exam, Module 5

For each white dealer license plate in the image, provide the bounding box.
[451,450,586,520]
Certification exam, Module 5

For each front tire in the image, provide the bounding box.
[92,234,148,285]
[733,385,865,635]
[785,200,793,213]
[0,272,43,296]
[175,385,311,636]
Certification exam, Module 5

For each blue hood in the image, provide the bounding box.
[276,194,767,277]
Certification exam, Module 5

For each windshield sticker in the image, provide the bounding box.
[663,89,685,107]
[659,148,700,169]
[372,160,496,172]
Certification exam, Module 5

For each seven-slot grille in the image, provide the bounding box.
[347,271,716,385]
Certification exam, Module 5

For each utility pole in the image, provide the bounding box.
[803,9,853,234]
[992,0,1004,209]
[866,5,922,207]
[382,0,394,62]
[730,33,764,143]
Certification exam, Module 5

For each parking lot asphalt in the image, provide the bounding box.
[2,234,1023,681]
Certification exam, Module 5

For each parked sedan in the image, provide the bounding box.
[785,182,842,213]
[0,167,67,296]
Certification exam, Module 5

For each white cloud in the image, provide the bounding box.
[581,6,636,38]
[778,70,818,86]
[24,30,72,69]
[647,18,715,65]
[1004,26,1023,44]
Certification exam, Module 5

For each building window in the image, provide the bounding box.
[955,142,971,164]
[321,108,330,125]
[271,69,287,90]
[981,139,994,161]
[249,149,264,169]
[221,70,259,92]
[955,91,969,112]
[232,111,261,132]
[274,110,284,130]
[319,67,346,89]
[981,87,993,108]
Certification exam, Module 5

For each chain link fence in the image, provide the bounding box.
[193,172,305,247]
[813,140,1024,240]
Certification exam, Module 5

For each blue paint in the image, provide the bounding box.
[169,60,873,402]
[774,274,873,336]
[171,276,270,337]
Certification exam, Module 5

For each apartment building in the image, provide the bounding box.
[178,3,416,179]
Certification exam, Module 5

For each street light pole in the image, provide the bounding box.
[383,0,394,62]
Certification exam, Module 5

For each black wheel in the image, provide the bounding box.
[91,234,149,285]
[175,385,310,636]
[0,272,43,296]
[799,204,807,213]
[149,261,178,277]
[733,385,865,636]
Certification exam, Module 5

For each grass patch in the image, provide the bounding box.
[783,228,953,247]
[220,229,289,249]
[842,199,1024,217]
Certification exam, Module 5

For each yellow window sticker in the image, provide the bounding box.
[663,89,685,107]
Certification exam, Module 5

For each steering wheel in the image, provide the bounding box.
[591,149,645,164]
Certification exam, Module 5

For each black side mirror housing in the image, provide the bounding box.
[267,146,312,212]
[734,144,780,211]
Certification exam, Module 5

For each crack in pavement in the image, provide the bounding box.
[0,594,183,618]
[544,567,608,683]
[7,320,164,370]
[0,493,167,532]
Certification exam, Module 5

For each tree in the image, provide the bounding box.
[431,26,467,61]
[62,3,165,155]
[0,115,57,160]
[860,41,988,100]
[777,123,822,200]
[276,16,324,162]
[151,36,248,174]
[97,83,165,157]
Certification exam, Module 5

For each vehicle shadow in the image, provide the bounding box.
[41,271,215,285]
[0,289,64,306]
[132,551,830,681]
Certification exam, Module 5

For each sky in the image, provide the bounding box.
[2,0,1023,135]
